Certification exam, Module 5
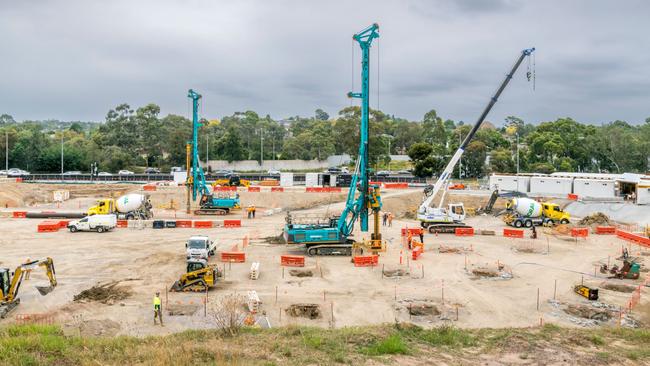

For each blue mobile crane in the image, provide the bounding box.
[284,24,382,256]
[186,89,241,215]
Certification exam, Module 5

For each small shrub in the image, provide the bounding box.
[363,334,410,356]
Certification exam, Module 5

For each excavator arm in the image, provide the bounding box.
[1,257,57,318]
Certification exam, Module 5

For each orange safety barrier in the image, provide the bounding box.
[305,187,321,193]
[616,230,650,248]
[248,186,261,192]
[571,227,589,238]
[37,221,60,233]
[455,227,474,236]
[401,227,423,236]
[503,228,524,238]
[12,211,27,218]
[116,220,128,228]
[353,255,379,267]
[224,219,241,228]
[143,185,157,191]
[175,220,192,228]
[57,220,70,228]
[595,226,616,235]
[271,187,284,192]
[412,246,423,260]
[193,220,213,228]
[280,255,305,267]
[15,178,23,183]
[384,183,408,189]
[214,186,237,191]
[567,194,578,200]
[369,181,383,186]
[220,252,246,263]
[412,241,424,252]
[259,179,279,186]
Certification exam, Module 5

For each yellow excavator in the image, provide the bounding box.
[1,257,58,318]
[170,259,223,292]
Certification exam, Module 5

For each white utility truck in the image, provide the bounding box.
[67,214,117,233]
[186,235,216,260]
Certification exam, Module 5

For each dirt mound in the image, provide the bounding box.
[263,235,285,244]
[564,304,613,321]
[408,303,440,316]
[78,319,121,337]
[289,269,313,277]
[286,304,321,319]
[513,242,544,254]
[472,267,499,277]
[578,212,611,226]
[601,282,636,293]
[553,224,571,235]
[74,281,133,304]
[167,304,199,316]
[439,245,462,254]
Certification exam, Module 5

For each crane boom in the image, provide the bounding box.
[418,47,535,214]
[339,23,379,236]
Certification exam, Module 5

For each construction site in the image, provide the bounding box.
[2,6,650,365]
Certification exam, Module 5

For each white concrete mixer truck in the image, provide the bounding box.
[87,194,153,220]
[503,197,570,228]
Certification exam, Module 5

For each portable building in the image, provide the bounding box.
[304,173,319,187]
[280,172,294,187]
[529,176,573,196]
[572,178,615,198]
[489,175,530,193]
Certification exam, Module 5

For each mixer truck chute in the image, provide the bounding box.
[87,194,153,220]
[502,198,570,228]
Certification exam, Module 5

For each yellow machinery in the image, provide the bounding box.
[1,257,58,318]
[212,175,250,188]
[504,198,570,228]
[353,185,385,255]
[170,259,223,292]
[574,285,599,300]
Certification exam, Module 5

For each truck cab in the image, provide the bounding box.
[541,203,570,224]
[88,199,114,216]
[186,235,216,260]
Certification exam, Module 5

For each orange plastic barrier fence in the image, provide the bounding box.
[567,193,578,200]
[13,211,27,218]
[15,178,23,183]
[412,241,424,252]
[214,186,237,191]
[220,252,246,263]
[353,255,379,267]
[116,220,128,228]
[369,181,383,186]
[37,221,60,233]
[571,227,589,238]
[57,220,70,228]
[259,179,279,186]
[224,219,241,228]
[193,220,213,228]
[595,226,616,235]
[248,186,261,192]
[616,230,650,248]
[384,183,408,189]
[401,227,423,236]
[175,220,192,228]
[143,185,157,191]
[503,228,524,238]
[305,187,342,193]
[412,246,423,260]
[271,187,284,192]
[455,227,475,236]
[280,255,305,267]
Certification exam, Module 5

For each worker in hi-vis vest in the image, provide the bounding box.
[153,292,163,325]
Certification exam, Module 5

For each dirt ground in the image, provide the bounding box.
[0,182,648,337]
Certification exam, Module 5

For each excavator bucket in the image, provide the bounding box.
[36,285,54,296]
[170,281,183,292]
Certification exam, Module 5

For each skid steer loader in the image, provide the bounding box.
[170,259,223,292]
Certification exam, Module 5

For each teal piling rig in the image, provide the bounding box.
[187,89,241,215]
[283,24,381,256]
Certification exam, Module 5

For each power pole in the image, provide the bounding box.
[516,132,520,175]
[5,131,8,172]
[259,128,264,170]
[206,135,209,169]
[60,132,64,178]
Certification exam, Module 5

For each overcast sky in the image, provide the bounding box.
[1,0,649,125]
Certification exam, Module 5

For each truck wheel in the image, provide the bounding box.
[524,220,533,228]
[420,222,428,228]
[126,214,134,220]
[97,227,104,233]
[545,220,554,227]
[69,226,78,233]
[560,219,569,224]
[514,220,523,228]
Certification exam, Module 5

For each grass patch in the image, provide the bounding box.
[590,335,605,346]
[400,324,476,348]
[363,334,410,356]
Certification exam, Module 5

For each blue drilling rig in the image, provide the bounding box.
[186,89,241,215]
[284,24,383,256]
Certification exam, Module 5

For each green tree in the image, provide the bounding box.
[315,109,329,121]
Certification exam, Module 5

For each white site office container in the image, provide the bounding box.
[637,181,650,205]
[305,173,319,187]
[572,178,615,198]
[489,175,530,193]
[280,172,294,187]
[529,176,573,196]
[53,190,70,202]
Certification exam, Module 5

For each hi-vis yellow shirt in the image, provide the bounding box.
[153,296,161,308]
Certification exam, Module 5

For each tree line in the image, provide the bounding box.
[0,106,648,177]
